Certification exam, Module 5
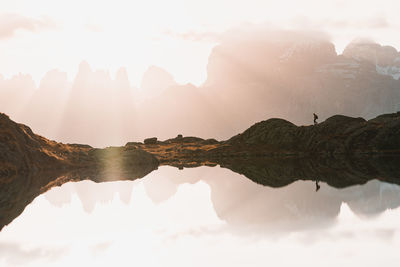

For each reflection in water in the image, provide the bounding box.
[1,166,400,266]
[2,155,400,232]
[45,182,134,213]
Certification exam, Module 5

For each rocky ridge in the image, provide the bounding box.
[2,111,400,175]
[224,113,400,155]
[0,113,159,179]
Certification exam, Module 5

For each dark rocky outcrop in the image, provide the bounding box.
[144,137,158,144]
[0,113,85,175]
[0,112,159,176]
[224,112,400,155]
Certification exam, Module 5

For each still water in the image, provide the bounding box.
[1,166,400,266]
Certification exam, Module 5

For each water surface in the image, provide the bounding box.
[1,166,400,266]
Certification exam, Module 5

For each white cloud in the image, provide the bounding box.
[0,13,55,39]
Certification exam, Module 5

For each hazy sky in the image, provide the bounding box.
[1,0,400,86]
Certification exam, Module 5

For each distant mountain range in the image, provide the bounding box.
[0,32,399,147]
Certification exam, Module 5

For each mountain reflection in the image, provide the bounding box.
[142,166,400,233]
[44,182,134,213]
[2,162,400,266]
[1,156,400,232]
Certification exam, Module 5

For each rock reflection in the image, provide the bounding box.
[1,156,400,232]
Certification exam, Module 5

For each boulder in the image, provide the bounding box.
[144,137,158,144]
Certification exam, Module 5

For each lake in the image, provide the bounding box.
[1,165,400,266]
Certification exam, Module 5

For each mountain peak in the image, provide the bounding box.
[342,40,400,79]
[77,60,92,75]
[141,65,176,95]
[115,67,130,89]
[343,40,399,64]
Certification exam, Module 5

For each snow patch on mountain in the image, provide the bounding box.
[376,65,400,80]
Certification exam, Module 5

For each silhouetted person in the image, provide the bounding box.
[313,113,318,125]
[315,180,320,192]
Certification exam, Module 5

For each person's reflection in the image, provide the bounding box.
[315,180,320,192]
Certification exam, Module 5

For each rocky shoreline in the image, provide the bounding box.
[1,111,400,175]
